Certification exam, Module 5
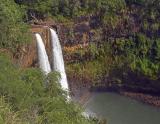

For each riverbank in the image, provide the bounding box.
[120,91,160,107]
[70,81,160,108]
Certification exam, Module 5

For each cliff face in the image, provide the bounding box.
[14,26,51,68]
[58,15,103,46]
[11,13,160,100]
[15,15,103,68]
[15,41,38,68]
[16,5,142,67]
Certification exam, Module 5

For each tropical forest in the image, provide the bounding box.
[0,0,160,124]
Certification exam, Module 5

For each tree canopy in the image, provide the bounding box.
[0,0,31,51]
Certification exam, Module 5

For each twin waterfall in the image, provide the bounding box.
[35,29,69,92]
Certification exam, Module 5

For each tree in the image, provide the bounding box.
[0,53,96,124]
[0,0,31,51]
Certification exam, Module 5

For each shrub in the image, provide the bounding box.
[0,0,31,51]
[0,53,96,124]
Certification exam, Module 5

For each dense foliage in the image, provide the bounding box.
[0,1,99,123]
[12,0,160,89]
[0,54,95,124]
[14,0,126,21]
[0,0,160,122]
[0,0,31,51]
[0,97,27,124]
[63,0,160,90]
[110,34,160,79]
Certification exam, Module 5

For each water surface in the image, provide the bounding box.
[84,92,160,124]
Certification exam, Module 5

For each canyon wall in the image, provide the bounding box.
[11,14,160,99]
[16,15,104,68]
[16,10,140,68]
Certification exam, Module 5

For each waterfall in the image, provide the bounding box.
[35,33,51,75]
[50,29,69,92]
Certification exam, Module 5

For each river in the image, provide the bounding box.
[84,92,160,124]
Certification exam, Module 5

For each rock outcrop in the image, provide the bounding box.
[13,25,52,68]
[15,15,104,68]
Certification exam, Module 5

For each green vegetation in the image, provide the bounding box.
[66,34,160,89]
[66,43,113,87]
[15,0,126,21]
[62,0,160,90]
[1,0,160,122]
[0,0,31,51]
[0,96,27,124]
[0,1,98,123]
[0,54,96,124]
[110,34,160,79]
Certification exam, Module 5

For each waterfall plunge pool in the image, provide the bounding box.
[84,92,160,124]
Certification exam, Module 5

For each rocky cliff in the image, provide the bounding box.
[15,15,103,68]
[16,7,143,68]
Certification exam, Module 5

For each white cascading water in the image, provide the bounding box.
[35,33,51,75]
[50,29,69,92]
